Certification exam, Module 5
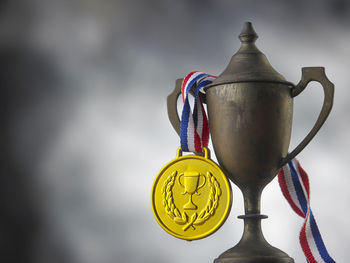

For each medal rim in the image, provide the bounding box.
[151,149,233,241]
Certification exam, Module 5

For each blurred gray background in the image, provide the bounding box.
[1,0,349,262]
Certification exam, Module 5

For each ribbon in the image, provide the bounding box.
[180,71,215,152]
[278,159,335,263]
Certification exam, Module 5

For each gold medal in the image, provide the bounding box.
[151,147,232,241]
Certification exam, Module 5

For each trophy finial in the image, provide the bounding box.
[205,21,289,89]
[239,21,258,43]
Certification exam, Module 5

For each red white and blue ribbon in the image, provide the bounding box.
[180,71,215,153]
[278,159,335,263]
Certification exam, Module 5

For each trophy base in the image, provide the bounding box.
[214,214,294,263]
[214,249,294,263]
[214,242,294,263]
[214,257,293,263]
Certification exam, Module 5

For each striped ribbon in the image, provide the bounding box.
[180,71,215,153]
[278,159,335,263]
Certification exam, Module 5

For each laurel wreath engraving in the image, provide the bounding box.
[161,170,221,231]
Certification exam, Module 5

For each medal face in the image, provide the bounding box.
[151,148,232,241]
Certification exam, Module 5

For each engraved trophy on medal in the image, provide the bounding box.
[178,171,206,210]
[166,22,334,263]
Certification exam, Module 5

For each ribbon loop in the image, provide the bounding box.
[180,71,215,153]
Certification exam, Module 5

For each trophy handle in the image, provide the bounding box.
[167,78,206,135]
[197,174,206,190]
[178,173,185,188]
[167,78,183,136]
[280,67,334,166]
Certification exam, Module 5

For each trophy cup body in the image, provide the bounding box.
[207,82,292,191]
[167,22,334,263]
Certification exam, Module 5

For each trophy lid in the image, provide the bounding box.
[206,22,293,88]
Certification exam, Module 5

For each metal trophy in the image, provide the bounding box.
[167,22,334,263]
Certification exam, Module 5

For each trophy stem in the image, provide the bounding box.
[214,185,294,263]
[241,185,263,215]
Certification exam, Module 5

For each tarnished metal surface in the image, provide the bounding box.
[167,22,334,263]
[207,82,293,191]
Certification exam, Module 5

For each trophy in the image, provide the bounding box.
[167,22,334,263]
[178,171,206,210]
